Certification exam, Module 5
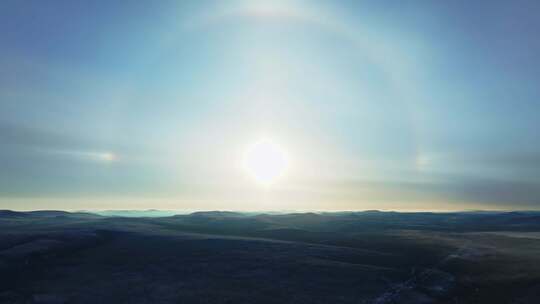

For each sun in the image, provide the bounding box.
[243,139,289,186]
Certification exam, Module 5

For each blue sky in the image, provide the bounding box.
[1,0,539,211]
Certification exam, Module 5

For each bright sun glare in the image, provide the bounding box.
[243,139,289,186]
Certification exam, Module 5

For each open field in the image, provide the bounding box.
[1,210,540,303]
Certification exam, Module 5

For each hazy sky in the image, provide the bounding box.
[1,0,539,211]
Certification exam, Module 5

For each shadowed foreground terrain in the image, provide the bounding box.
[1,210,540,303]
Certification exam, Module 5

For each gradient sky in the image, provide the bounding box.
[1,0,539,211]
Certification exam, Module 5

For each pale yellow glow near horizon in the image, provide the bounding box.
[243,139,289,186]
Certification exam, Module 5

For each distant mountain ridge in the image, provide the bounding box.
[2,209,540,232]
[0,210,100,219]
